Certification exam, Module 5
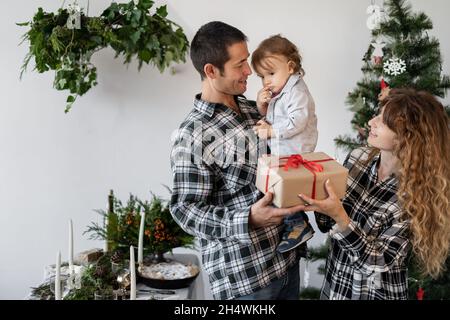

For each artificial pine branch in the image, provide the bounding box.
[30,282,54,300]
[338,0,450,151]
[307,242,329,262]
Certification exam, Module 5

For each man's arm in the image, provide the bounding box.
[170,138,252,243]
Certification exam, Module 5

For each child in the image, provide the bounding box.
[252,35,318,253]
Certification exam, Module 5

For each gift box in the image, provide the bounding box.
[255,152,349,208]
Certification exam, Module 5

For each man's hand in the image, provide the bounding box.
[253,119,274,139]
[249,192,306,228]
[256,86,272,115]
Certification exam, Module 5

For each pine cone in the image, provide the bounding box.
[110,250,124,263]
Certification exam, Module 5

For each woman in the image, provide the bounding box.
[297,88,450,299]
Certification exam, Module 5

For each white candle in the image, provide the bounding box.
[138,211,146,265]
[130,246,136,300]
[55,251,61,300]
[104,204,109,253]
[69,219,74,273]
[104,239,109,253]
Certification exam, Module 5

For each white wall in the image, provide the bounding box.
[1,0,449,299]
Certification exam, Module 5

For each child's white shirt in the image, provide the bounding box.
[266,74,318,155]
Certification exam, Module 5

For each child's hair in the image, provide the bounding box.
[251,35,304,76]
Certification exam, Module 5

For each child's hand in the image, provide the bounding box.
[256,86,272,115]
[253,119,274,139]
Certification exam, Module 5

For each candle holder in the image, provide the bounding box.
[151,251,168,264]
[113,288,130,300]
[94,289,114,300]
[137,258,200,290]
[116,268,131,290]
[48,274,69,299]
[111,261,125,274]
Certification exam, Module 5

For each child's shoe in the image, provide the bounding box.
[277,222,314,253]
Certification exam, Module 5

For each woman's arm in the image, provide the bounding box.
[314,212,336,233]
[329,213,410,274]
[297,180,410,274]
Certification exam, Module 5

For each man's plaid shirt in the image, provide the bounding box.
[315,147,411,300]
[169,94,298,300]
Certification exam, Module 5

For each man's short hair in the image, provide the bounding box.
[190,21,248,80]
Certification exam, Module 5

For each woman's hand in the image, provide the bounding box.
[298,179,351,231]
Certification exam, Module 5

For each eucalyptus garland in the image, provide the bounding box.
[30,253,117,300]
[18,0,189,112]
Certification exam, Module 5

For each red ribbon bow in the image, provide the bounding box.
[282,154,325,173]
[265,154,333,200]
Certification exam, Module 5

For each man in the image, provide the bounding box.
[170,21,305,300]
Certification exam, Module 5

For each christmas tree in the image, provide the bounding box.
[299,240,329,300]
[335,0,450,300]
[408,256,450,300]
[335,0,450,151]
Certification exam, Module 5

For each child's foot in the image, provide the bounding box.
[277,223,314,253]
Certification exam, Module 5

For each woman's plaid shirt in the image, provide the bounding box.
[315,147,411,300]
[169,95,298,300]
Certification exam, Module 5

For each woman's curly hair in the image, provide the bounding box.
[381,88,450,278]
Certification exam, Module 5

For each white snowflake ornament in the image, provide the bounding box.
[383,57,407,76]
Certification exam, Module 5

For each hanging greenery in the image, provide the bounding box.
[18,0,189,112]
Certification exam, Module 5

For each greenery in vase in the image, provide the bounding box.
[84,191,195,257]
[18,0,189,113]
[85,193,142,256]
[142,193,195,254]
